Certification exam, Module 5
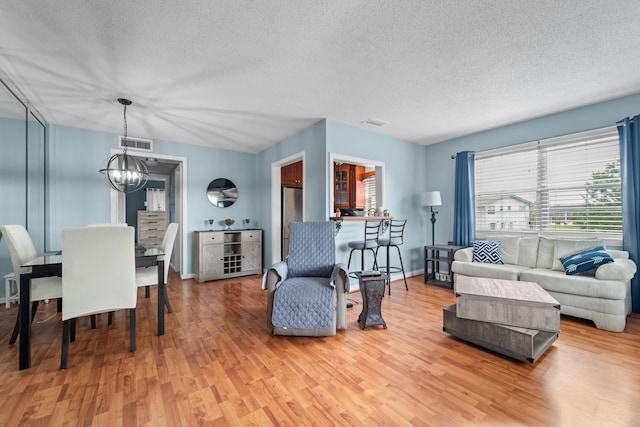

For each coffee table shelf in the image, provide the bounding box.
[443,276,560,363]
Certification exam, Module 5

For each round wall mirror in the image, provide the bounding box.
[207,178,238,207]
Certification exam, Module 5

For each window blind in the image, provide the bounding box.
[475,127,621,240]
[364,175,376,211]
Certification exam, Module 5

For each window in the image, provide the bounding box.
[475,127,622,242]
[364,174,376,212]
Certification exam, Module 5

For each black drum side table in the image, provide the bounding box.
[356,272,388,330]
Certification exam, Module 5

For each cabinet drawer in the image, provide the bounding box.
[140,237,164,247]
[200,232,223,243]
[139,229,164,240]
[241,231,261,242]
[138,211,165,219]
[138,222,165,232]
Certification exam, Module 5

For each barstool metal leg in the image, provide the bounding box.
[395,245,408,290]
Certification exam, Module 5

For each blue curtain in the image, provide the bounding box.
[617,116,640,312]
[453,151,475,247]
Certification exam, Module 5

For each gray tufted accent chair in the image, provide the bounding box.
[265,221,348,336]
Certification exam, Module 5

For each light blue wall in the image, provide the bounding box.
[46,124,258,275]
[7,92,640,293]
[256,119,327,265]
[423,92,640,246]
[325,120,428,277]
[255,118,429,280]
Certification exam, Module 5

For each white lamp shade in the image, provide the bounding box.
[422,191,442,207]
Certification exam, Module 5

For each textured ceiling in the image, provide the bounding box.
[2,0,640,153]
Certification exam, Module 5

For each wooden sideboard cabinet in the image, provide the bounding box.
[137,210,167,247]
[194,229,262,282]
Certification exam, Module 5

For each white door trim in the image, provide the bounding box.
[109,150,188,278]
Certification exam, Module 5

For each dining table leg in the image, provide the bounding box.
[19,272,32,370]
[157,259,165,336]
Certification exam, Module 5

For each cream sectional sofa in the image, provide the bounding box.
[451,235,637,332]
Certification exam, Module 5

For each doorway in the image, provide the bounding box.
[109,150,188,278]
[270,151,305,265]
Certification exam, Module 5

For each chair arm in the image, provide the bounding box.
[333,263,348,330]
[263,262,288,291]
[332,263,348,292]
[264,262,288,333]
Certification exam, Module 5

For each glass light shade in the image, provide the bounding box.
[422,191,442,207]
[99,152,148,193]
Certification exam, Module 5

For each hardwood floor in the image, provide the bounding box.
[1,272,639,426]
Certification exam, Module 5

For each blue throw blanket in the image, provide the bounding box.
[271,277,334,329]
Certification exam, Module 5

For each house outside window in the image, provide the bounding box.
[475,127,622,245]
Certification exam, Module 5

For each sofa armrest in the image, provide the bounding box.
[454,247,473,262]
[595,258,637,281]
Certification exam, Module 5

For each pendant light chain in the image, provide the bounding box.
[122,102,128,154]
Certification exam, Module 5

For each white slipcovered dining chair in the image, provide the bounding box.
[136,222,179,312]
[60,226,137,370]
[1,224,62,345]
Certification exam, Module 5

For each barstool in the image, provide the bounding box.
[347,220,381,277]
[376,219,408,294]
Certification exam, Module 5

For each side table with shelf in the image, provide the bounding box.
[424,244,466,289]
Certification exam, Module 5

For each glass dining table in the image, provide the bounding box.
[18,245,166,370]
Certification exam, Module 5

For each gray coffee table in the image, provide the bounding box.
[443,276,561,362]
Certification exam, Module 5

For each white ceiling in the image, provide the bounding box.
[2,1,640,153]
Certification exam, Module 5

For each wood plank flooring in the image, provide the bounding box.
[1,272,639,426]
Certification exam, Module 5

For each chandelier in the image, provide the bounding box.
[99,98,148,193]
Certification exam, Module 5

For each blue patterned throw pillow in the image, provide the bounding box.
[472,240,503,264]
[560,246,613,275]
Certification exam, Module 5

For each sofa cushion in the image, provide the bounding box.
[472,240,503,264]
[536,237,556,269]
[520,268,627,300]
[484,235,520,265]
[552,239,604,271]
[560,246,613,275]
[452,262,530,281]
[518,236,539,268]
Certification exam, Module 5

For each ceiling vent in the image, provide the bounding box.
[360,117,388,127]
[119,135,153,152]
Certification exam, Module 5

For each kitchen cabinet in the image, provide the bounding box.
[194,230,262,282]
[281,161,303,188]
[334,163,365,210]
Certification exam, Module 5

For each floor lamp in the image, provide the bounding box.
[422,191,442,245]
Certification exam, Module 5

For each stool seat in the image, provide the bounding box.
[348,240,379,250]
